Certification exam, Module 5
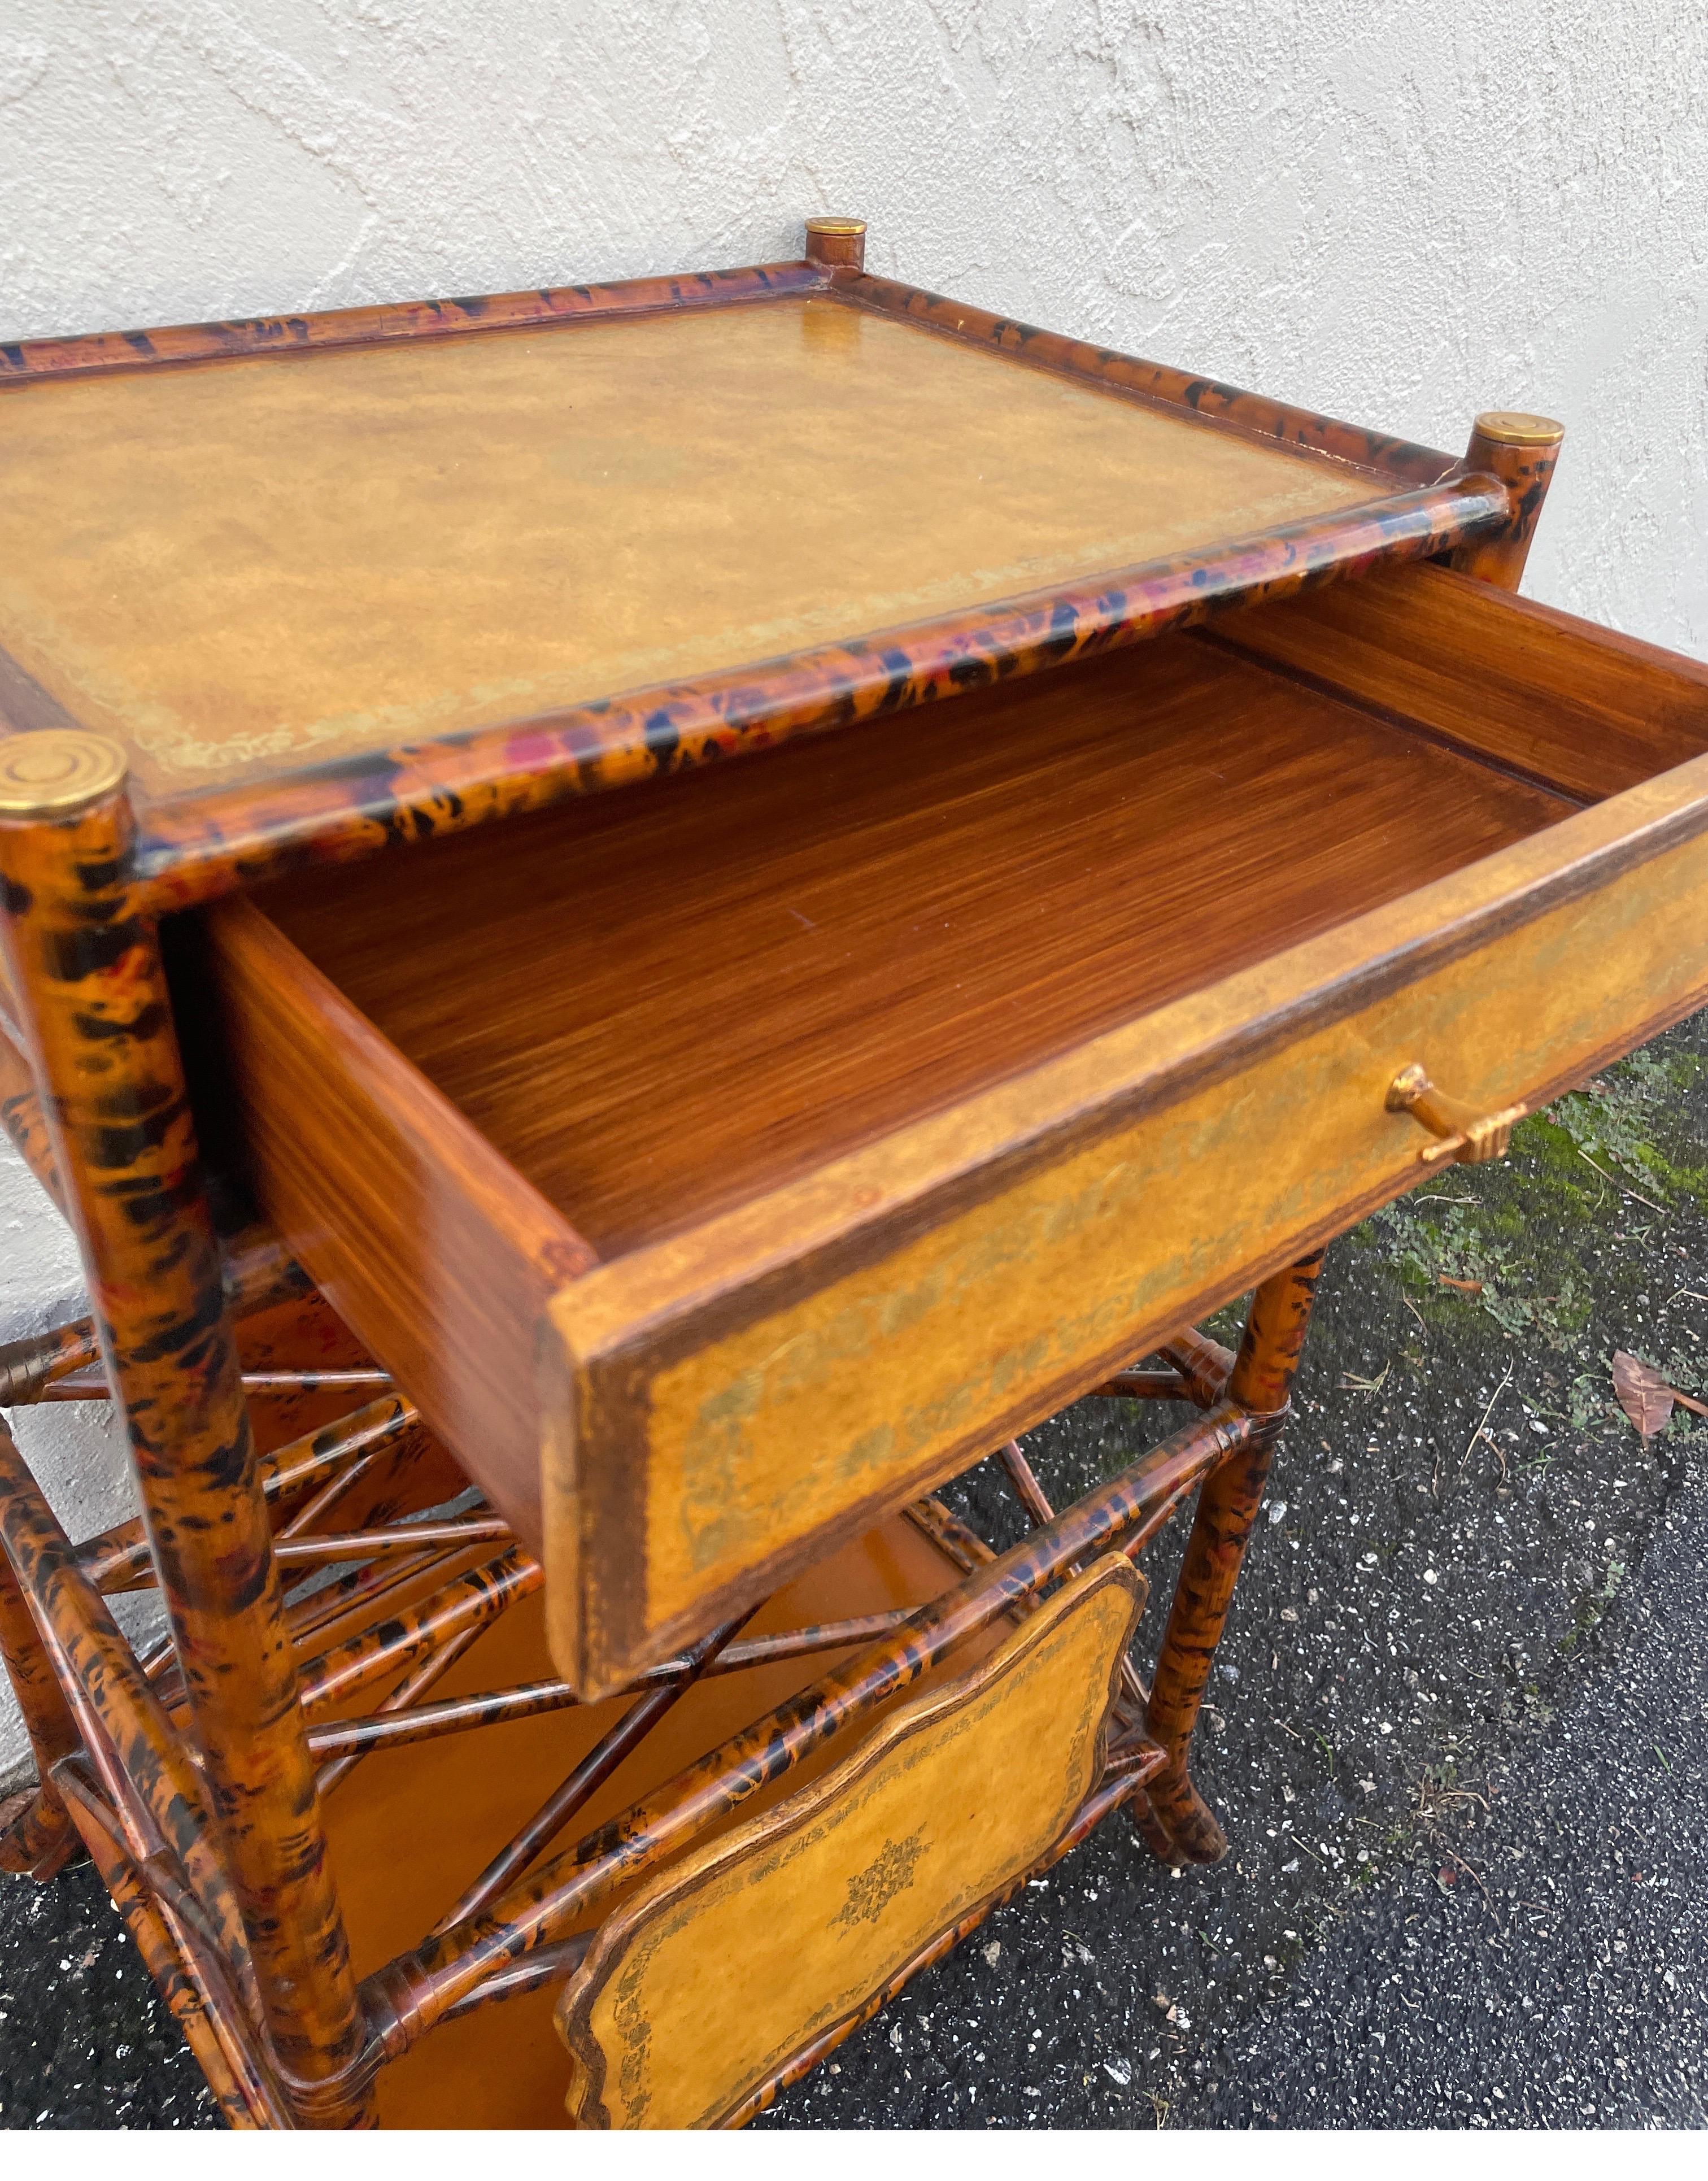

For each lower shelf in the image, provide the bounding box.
[324,1512,1005,2128]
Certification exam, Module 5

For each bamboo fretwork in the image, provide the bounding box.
[0,1277,1303,2123]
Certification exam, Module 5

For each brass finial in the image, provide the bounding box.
[1472,411,1566,448]
[805,216,867,272]
[0,732,130,817]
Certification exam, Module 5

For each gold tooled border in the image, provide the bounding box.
[555,1551,1143,2128]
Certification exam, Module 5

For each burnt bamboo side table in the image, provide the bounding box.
[1,216,1705,2127]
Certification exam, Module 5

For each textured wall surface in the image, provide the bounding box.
[1,0,1704,1771]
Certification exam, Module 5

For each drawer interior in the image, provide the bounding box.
[245,594,1583,1261]
[324,1508,997,2128]
[203,557,1708,1686]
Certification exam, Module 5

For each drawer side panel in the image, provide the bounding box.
[203,899,590,1546]
[1213,563,1708,803]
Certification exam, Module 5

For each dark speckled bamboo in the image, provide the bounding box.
[1143,1252,1326,1862]
[1089,1324,1236,1408]
[0,260,828,385]
[77,1390,421,1595]
[295,1545,541,1712]
[1449,419,1564,593]
[0,1022,66,1213]
[428,1609,752,1938]
[42,1363,393,1405]
[0,1545,80,1877]
[1158,1327,1239,1408]
[1089,1368,1189,1400]
[0,1317,101,1407]
[60,1761,287,2128]
[0,1418,258,2006]
[0,1226,314,1414]
[837,269,1455,484]
[300,1607,924,1761]
[0,785,369,2123]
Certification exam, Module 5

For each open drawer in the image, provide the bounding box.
[195,561,1708,1695]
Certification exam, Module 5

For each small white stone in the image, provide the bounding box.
[1423,1569,1439,1585]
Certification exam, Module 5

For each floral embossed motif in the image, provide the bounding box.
[830,1825,930,1931]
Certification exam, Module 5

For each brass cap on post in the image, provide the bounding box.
[0,731,130,818]
[805,216,867,273]
[1471,411,1565,448]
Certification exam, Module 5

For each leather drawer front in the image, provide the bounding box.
[548,802,1708,1690]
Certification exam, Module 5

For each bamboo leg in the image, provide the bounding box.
[0,1418,262,2015]
[0,735,371,2126]
[59,1766,286,2128]
[1143,1250,1325,1864]
[0,1549,81,1878]
[1448,412,1565,592]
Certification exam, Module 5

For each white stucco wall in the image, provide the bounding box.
[2,0,1705,1777]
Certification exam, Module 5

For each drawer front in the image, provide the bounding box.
[550,793,1708,1689]
[557,1553,1140,2130]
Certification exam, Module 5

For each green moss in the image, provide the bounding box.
[1558,1553,1627,1655]
[1352,1040,1708,1368]
[1545,1046,1708,1207]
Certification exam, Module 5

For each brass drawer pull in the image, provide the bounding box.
[1387,1064,1527,1166]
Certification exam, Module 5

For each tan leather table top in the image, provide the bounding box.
[0,296,1375,795]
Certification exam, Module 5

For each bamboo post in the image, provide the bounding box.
[1143,1250,1326,1862]
[1449,411,1565,592]
[0,732,372,2125]
[805,215,867,272]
